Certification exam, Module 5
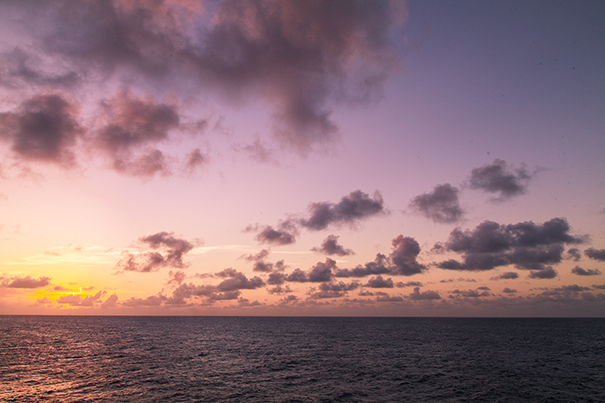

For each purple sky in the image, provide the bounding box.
[1,0,604,316]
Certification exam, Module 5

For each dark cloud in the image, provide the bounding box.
[556,285,591,293]
[284,258,337,283]
[408,287,441,301]
[115,231,195,273]
[571,266,602,276]
[95,90,180,177]
[390,235,426,276]
[491,272,519,280]
[431,242,445,254]
[365,276,394,288]
[567,248,581,261]
[241,249,286,273]
[311,235,354,256]
[396,281,423,288]
[20,0,404,154]
[593,284,605,290]
[440,277,477,283]
[249,222,298,246]
[334,235,425,278]
[0,93,83,166]
[300,190,384,231]
[528,267,558,279]
[215,268,265,291]
[468,159,532,201]
[502,288,516,294]
[409,183,464,224]
[437,218,585,272]
[309,281,360,299]
[2,275,51,288]
[285,268,308,283]
[334,253,391,278]
[267,285,291,294]
[308,258,337,282]
[376,295,404,302]
[585,248,605,261]
[267,272,287,285]
[450,289,491,298]
[249,190,383,246]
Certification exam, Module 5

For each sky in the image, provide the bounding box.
[1,0,604,316]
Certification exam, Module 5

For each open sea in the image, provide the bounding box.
[1,316,604,402]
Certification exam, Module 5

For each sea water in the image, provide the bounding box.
[1,316,604,402]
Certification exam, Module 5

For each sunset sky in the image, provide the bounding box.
[1,0,604,316]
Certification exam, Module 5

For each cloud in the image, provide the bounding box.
[333,235,425,278]
[528,267,558,279]
[396,281,423,288]
[409,183,464,223]
[571,266,602,276]
[234,139,277,164]
[267,272,287,285]
[440,277,477,283]
[2,275,51,288]
[502,288,516,294]
[0,93,83,166]
[115,231,195,273]
[311,235,354,256]
[0,48,80,89]
[309,281,359,298]
[364,276,394,288]
[585,248,605,261]
[285,258,337,283]
[567,248,581,261]
[101,293,118,308]
[249,222,298,246]
[332,253,390,277]
[14,0,405,155]
[167,270,187,285]
[249,190,383,246]
[122,295,167,307]
[436,217,585,272]
[468,159,532,201]
[408,287,441,301]
[57,291,105,306]
[390,235,426,276]
[215,268,265,291]
[267,285,291,294]
[95,89,181,177]
[491,272,519,280]
[300,190,384,231]
[450,289,492,298]
[241,249,286,272]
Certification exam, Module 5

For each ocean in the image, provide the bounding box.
[1,316,604,402]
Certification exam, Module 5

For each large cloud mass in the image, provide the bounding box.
[436,218,585,272]
[0,0,406,162]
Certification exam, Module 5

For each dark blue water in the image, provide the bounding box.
[1,317,604,402]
